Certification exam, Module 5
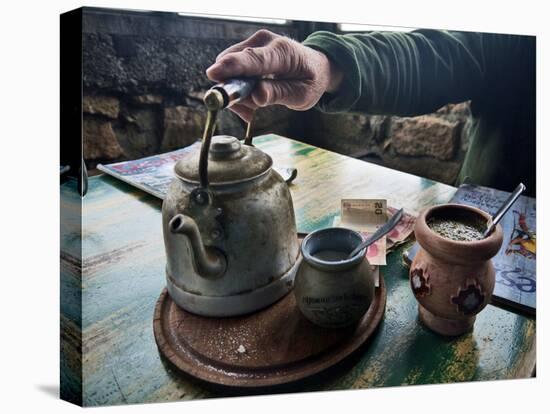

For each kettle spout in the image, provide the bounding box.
[169,214,227,279]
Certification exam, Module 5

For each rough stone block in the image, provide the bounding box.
[186,90,205,101]
[83,95,120,119]
[83,118,123,160]
[161,106,205,152]
[82,33,122,90]
[83,33,234,94]
[132,94,164,105]
[115,108,161,158]
[436,101,471,118]
[391,115,460,161]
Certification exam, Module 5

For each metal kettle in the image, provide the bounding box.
[161,79,300,317]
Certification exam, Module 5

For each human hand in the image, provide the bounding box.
[206,29,342,122]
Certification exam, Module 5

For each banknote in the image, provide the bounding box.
[386,206,416,251]
[332,201,417,264]
[332,216,387,266]
[340,199,388,265]
[332,215,387,265]
[341,199,387,231]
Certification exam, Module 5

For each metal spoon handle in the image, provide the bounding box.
[483,183,526,238]
[347,208,404,259]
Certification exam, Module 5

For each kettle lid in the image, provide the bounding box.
[175,135,273,185]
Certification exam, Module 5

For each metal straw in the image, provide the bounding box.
[483,183,526,238]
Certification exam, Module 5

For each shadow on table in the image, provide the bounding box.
[35,384,60,399]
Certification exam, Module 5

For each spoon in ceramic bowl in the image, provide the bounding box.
[347,208,404,259]
[482,183,526,238]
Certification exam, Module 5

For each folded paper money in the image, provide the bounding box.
[332,200,416,266]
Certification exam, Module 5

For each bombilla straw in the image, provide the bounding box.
[483,183,526,238]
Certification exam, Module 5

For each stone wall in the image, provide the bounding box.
[82,8,471,185]
[299,102,471,184]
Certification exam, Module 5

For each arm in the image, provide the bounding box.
[303,29,491,116]
[206,29,530,120]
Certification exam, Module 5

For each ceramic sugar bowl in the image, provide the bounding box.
[294,227,375,328]
[410,204,503,336]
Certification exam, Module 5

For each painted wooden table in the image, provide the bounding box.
[60,134,536,406]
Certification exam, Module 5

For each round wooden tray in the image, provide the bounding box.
[153,275,386,388]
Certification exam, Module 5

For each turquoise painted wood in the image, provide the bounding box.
[61,134,535,406]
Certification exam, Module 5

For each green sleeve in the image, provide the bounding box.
[302,30,522,116]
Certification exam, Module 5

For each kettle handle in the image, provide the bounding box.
[210,78,257,110]
[199,78,258,188]
[244,111,255,146]
[198,109,218,189]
